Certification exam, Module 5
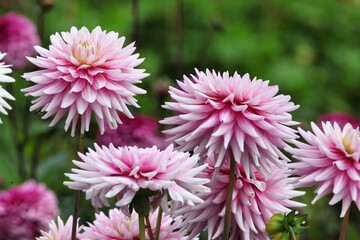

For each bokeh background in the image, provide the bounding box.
[1,0,360,239]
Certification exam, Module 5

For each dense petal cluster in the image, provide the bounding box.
[96,113,167,150]
[0,52,15,124]
[161,69,299,179]
[317,112,360,130]
[37,216,80,240]
[0,12,40,69]
[0,180,58,240]
[22,26,148,136]
[64,144,209,212]
[176,157,305,240]
[79,208,187,240]
[288,122,360,217]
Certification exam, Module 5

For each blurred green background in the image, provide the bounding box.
[1,0,360,239]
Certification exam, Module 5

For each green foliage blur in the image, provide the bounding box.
[1,0,360,239]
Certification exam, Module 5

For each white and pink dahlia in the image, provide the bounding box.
[161,69,299,179]
[288,122,360,217]
[176,157,305,240]
[79,208,187,240]
[37,216,81,240]
[64,144,209,212]
[0,52,15,124]
[22,26,148,136]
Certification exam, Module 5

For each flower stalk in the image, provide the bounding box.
[71,133,85,240]
[139,213,146,240]
[339,205,351,240]
[154,207,163,240]
[222,153,236,240]
[145,215,155,240]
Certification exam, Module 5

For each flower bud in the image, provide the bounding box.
[266,210,308,240]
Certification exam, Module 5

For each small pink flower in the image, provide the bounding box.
[176,157,305,240]
[0,12,40,69]
[79,208,187,240]
[0,180,58,240]
[161,69,299,179]
[317,112,360,130]
[22,26,148,136]
[288,122,360,217]
[37,216,81,240]
[96,113,167,150]
[64,144,209,213]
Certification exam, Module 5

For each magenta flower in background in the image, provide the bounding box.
[22,26,148,136]
[317,112,360,130]
[161,69,299,179]
[96,113,167,150]
[176,157,305,240]
[64,144,209,212]
[0,12,40,69]
[37,216,81,240]
[0,52,15,124]
[0,180,58,240]
[288,122,360,217]
[79,208,187,240]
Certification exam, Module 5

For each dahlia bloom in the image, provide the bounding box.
[96,113,167,150]
[161,69,299,179]
[37,216,80,240]
[288,122,360,217]
[176,157,305,240]
[64,144,209,212]
[317,112,360,130]
[0,52,15,124]
[0,180,58,240]
[79,208,187,239]
[22,26,148,136]
[0,12,40,69]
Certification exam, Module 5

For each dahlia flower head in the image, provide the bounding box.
[79,208,188,240]
[37,216,81,240]
[0,52,15,124]
[0,12,40,69]
[22,26,148,136]
[96,113,167,150]
[317,112,360,130]
[161,69,299,180]
[175,156,305,240]
[288,122,360,217]
[64,144,209,213]
[0,180,58,240]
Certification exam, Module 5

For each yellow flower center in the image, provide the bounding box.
[342,131,360,155]
[73,40,96,64]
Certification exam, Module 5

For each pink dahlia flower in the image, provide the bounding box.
[0,180,58,240]
[317,112,360,130]
[0,12,40,69]
[22,26,148,136]
[0,52,15,124]
[96,113,167,150]
[37,216,81,240]
[176,157,305,240]
[288,122,360,217]
[79,208,187,239]
[161,69,299,179]
[64,144,209,212]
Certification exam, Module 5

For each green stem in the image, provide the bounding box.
[222,154,236,240]
[71,133,85,240]
[289,226,296,240]
[154,207,163,240]
[139,213,146,240]
[339,205,351,240]
[145,215,155,240]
